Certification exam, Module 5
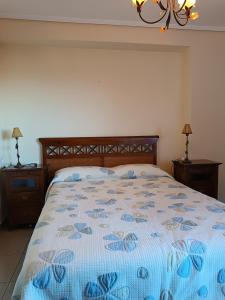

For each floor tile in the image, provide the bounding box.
[2,254,25,300]
[0,228,32,298]
[0,283,8,299]
[0,228,33,255]
[0,254,21,282]
[1,286,11,300]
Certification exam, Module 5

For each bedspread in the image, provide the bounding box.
[13,174,225,299]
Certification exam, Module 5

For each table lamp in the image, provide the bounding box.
[12,127,23,168]
[182,124,192,163]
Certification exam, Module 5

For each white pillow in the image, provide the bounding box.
[52,164,170,183]
[52,166,115,183]
[111,164,171,179]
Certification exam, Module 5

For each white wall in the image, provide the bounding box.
[0,44,187,172]
[0,19,225,204]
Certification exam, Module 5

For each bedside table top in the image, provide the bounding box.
[1,165,43,172]
[173,159,222,166]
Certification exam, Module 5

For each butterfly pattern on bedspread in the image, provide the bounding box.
[12,169,225,300]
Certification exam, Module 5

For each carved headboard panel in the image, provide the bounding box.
[39,136,159,184]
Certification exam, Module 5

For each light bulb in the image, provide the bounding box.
[177,0,196,8]
[190,11,199,20]
[132,0,148,6]
[160,27,167,32]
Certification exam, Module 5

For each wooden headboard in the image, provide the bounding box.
[39,136,159,183]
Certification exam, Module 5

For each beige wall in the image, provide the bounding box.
[0,20,225,202]
[0,44,186,170]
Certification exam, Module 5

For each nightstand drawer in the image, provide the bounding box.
[189,166,214,181]
[194,187,212,197]
[7,173,42,192]
[10,206,42,225]
[189,182,212,194]
[9,192,43,207]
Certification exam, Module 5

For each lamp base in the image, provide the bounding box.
[14,162,23,168]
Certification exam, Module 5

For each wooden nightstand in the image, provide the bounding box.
[172,160,222,199]
[1,166,45,228]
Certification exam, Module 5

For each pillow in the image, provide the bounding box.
[52,166,116,183]
[52,164,170,183]
[111,164,171,179]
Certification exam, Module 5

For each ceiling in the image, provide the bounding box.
[0,0,225,31]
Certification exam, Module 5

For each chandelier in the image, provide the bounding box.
[132,0,199,31]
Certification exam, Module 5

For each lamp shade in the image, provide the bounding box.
[12,127,23,138]
[182,124,192,135]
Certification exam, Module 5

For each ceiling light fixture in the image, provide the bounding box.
[132,0,199,31]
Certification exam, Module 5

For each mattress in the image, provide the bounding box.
[13,165,225,300]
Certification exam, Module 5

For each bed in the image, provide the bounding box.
[13,136,225,300]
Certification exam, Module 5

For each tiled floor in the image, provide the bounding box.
[0,226,33,299]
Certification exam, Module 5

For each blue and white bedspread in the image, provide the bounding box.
[13,165,225,300]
